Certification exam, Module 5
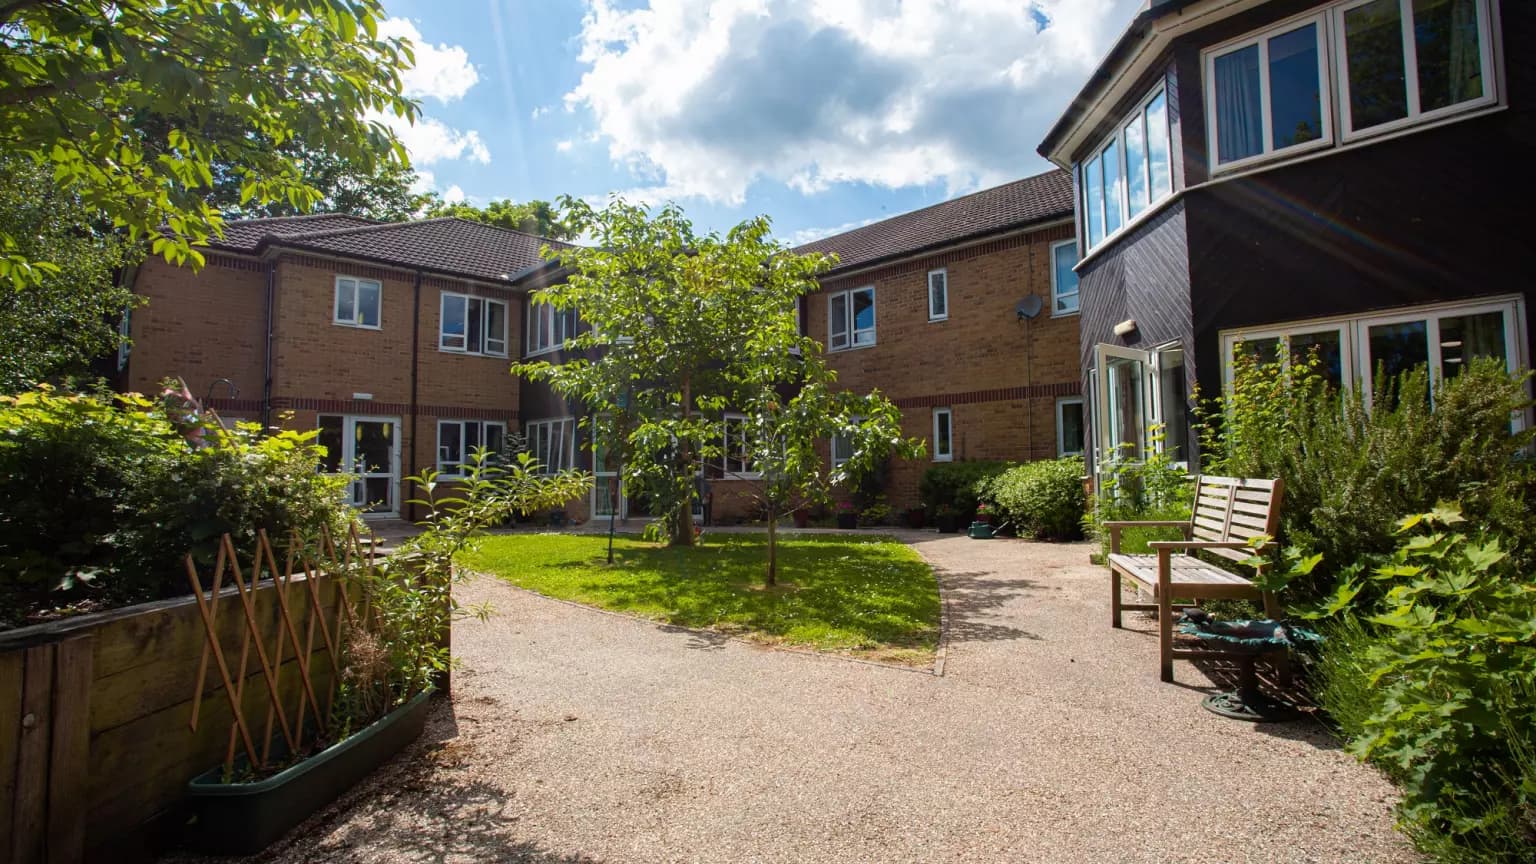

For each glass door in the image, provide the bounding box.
[318,415,400,515]
[1095,344,1152,469]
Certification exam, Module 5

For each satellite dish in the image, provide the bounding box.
[1016,295,1043,320]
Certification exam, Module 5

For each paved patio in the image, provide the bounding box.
[197,532,1416,863]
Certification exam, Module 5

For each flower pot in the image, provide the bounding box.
[835,513,859,530]
[935,514,960,534]
[185,689,434,856]
[968,522,995,539]
[904,508,926,529]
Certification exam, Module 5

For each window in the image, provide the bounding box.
[1056,398,1085,457]
[334,276,381,328]
[928,269,948,321]
[719,413,759,477]
[1220,295,1524,399]
[932,408,953,462]
[524,418,576,474]
[1337,0,1494,138]
[828,286,876,350]
[437,420,507,478]
[1206,17,1330,169]
[830,416,862,467]
[1051,240,1080,315]
[525,300,578,356]
[440,293,508,356]
[1081,86,1174,252]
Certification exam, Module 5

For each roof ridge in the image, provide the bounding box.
[796,168,1068,249]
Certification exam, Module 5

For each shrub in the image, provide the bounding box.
[0,387,357,628]
[1313,507,1536,862]
[979,456,1086,540]
[1087,428,1194,557]
[918,460,1011,522]
[1198,352,1534,606]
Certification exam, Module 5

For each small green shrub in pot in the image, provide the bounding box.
[919,460,1012,523]
[980,456,1087,541]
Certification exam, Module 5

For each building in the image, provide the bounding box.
[1038,0,1531,479]
[125,215,571,517]
[795,170,1083,510]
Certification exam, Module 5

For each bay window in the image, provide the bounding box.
[1081,85,1174,252]
[526,301,578,355]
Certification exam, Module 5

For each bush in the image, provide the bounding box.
[1198,352,1534,606]
[0,387,357,628]
[979,457,1086,540]
[918,460,1011,522]
[1312,508,1536,862]
[1087,429,1194,557]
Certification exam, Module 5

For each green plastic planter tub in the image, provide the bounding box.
[185,688,434,855]
[967,522,995,539]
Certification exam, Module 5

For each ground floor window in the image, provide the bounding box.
[1056,398,1085,457]
[525,417,576,474]
[1220,294,1526,398]
[932,408,953,461]
[437,420,506,478]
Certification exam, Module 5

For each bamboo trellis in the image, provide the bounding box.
[184,524,378,776]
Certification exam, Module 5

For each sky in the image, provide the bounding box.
[374,0,1143,245]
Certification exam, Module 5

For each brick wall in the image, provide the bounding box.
[809,222,1083,511]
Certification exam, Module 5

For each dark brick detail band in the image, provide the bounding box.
[269,395,517,422]
[892,381,1081,409]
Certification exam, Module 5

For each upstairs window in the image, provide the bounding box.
[1051,239,1080,315]
[1081,86,1174,252]
[928,269,948,321]
[1338,0,1494,138]
[1207,17,1330,168]
[828,286,876,351]
[440,293,508,356]
[526,301,578,356]
[334,276,381,328]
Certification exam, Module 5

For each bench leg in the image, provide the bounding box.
[1157,585,1174,683]
[1111,568,1123,628]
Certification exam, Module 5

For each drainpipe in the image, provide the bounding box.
[408,270,423,520]
[261,261,277,429]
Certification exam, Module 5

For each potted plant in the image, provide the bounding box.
[934,505,961,534]
[185,450,590,855]
[903,506,926,529]
[974,502,994,525]
[834,499,859,529]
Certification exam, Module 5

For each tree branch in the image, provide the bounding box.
[0,63,129,106]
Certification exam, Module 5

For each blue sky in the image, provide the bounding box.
[376,0,1141,245]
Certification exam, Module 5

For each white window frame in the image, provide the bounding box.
[1050,239,1081,316]
[1334,0,1498,142]
[927,269,948,322]
[524,417,577,475]
[525,299,577,357]
[439,292,509,357]
[1219,294,1526,408]
[333,276,382,329]
[436,420,507,479]
[827,286,876,351]
[1203,12,1334,174]
[1056,397,1085,457]
[719,412,762,478]
[1081,84,1175,253]
[932,408,953,462]
[830,415,862,467]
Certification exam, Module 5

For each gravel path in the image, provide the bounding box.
[215,532,1416,863]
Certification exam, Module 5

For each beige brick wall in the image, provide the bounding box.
[809,222,1083,512]
[127,255,268,409]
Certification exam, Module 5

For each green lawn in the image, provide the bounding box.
[460,533,941,664]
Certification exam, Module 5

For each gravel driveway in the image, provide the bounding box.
[218,532,1416,863]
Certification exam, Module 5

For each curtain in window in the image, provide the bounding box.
[1214,46,1263,163]
[1414,0,1483,111]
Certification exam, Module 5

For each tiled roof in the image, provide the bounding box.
[793,169,1074,273]
[207,215,575,283]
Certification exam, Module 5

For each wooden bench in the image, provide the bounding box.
[1104,475,1285,682]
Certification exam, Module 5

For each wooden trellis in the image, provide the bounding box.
[184,524,377,776]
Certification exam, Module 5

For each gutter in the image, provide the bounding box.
[261,261,277,429]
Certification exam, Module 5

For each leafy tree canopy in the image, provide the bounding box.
[211,143,429,223]
[0,0,416,287]
[422,196,577,240]
[515,196,921,558]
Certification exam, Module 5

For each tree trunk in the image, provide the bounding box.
[672,377,697,547]
[765,507,778,587]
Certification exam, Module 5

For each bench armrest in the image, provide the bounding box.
[1104,520,1191,554]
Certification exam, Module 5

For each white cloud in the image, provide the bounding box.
[379,18,480,103]
[531,106,552,119]
[566,0,1140,204]
[783,216,882,247]
[370,113,491,166]
[555,139,575,152]
[442,185,467,204]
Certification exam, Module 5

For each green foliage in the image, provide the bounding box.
[857,497,893,527]
[211,145,428,223]
[421,197,577,240]
[515,196,921,561]
[0,0,415,283]
[460,532,941,665]
[1198,350,1534,605]
[1088,429,1194,556]
[1319,507,1536,861]
[0,158,141,391]
[0,387,356,628]
[979,457,1087,540]
[918,460,1012,522]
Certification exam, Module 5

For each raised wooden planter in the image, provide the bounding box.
[0,572,348,863]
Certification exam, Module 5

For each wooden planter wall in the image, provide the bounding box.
[0,571,349,864]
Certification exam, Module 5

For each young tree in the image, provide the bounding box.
[0,0,416,286]
[514,196,921,564]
